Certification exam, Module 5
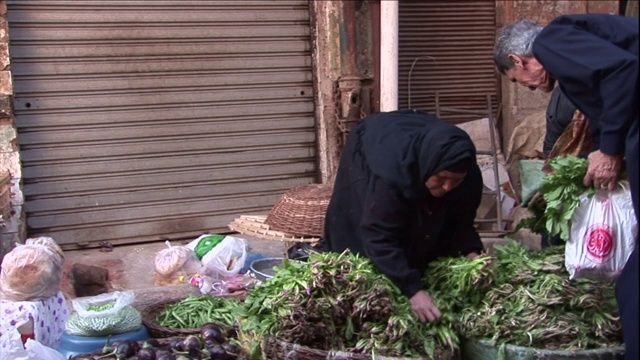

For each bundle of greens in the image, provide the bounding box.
[236,251,457,359]
[517,155,595,240]
[453,239,621,350]
[421,254,494,313]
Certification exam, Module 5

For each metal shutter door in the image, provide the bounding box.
[7,0,317,248]
[398,1,498,122]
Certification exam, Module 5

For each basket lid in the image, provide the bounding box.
[264,183,333,237]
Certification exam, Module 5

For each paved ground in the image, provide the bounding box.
[60,233,288,308]
[60,232,512,305]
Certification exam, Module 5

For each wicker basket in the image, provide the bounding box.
[229,215,320,243]
[141,299,201,338]
[141,297,240,339]
[265,183,333,237]
[262,338,448,360]
[263,337,371,360]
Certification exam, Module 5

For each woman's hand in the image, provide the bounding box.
[584,150,622,191]
[409,290,441,323]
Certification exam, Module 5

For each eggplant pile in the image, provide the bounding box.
[71,323,240,360]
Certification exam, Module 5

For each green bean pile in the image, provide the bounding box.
[155,294,239,329]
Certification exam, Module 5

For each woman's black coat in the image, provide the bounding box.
[323,109,484,297]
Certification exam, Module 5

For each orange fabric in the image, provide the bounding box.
[543,110,594,173]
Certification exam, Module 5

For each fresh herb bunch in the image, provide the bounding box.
[236,251,456,358]
[457,239,621,350]
[517,155,595,240]
[421,254,494,311]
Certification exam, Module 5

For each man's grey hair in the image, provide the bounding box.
[494,19,543,74]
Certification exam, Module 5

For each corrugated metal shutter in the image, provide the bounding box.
[398,1,498,123]
[7,0,317,248]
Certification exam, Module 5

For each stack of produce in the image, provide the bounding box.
[424,239,622,350]
[236,251,458,359]
[153,294,239,330]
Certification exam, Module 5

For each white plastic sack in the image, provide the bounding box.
[566,182,638,280]
[201,235,248,278]
[0,329,65,360]
[72,290,134,318]
[67,291,141,336]
[154,241,202,286]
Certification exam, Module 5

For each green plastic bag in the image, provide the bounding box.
[194,235,225,260]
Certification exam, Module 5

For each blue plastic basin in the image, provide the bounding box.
[56,325,149,359]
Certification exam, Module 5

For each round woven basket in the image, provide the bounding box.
[263,337,371,360]
[141,299,201,338]
[461,338,624,360]
[262,338,448,360]
[265,183,333,237]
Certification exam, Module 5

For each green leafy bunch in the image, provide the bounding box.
[236,250,458,358]
[517,155,595,240]
[456,239,621,350]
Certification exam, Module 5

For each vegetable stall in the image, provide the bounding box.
[70,241,622,359]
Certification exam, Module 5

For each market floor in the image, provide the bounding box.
[60,233,288,304]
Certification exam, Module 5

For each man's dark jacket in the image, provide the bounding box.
[533,14,638,360]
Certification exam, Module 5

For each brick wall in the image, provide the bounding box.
[0,0,25,263]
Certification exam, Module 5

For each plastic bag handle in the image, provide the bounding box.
[616,180,630,192]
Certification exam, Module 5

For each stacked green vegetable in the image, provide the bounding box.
[517,155,595,240]
[424,239,622,350]
[236,251,457,358]
[156,294,239,329]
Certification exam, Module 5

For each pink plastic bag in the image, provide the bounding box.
[566,182,638,280]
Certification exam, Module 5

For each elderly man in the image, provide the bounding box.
[494,14,638,359]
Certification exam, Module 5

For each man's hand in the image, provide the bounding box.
[529,191,544,206]
[409,290,441,323]
[583,150,623,191]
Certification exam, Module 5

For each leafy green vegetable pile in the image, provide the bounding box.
[425,239,621,351]
[517,155,595,240]
[236,251,456,359]
[231,237,620,357]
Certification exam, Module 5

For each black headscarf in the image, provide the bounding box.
[361,109,477,200]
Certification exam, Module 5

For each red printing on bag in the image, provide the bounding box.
[584,224,614,262]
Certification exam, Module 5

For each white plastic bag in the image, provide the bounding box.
[0,329,65,360]
[0,243,64,302]
[201,235,248,278]
[67,291,141,336]
[566,182,638,280]
[72,290,134,317]
[154,241,202,285]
